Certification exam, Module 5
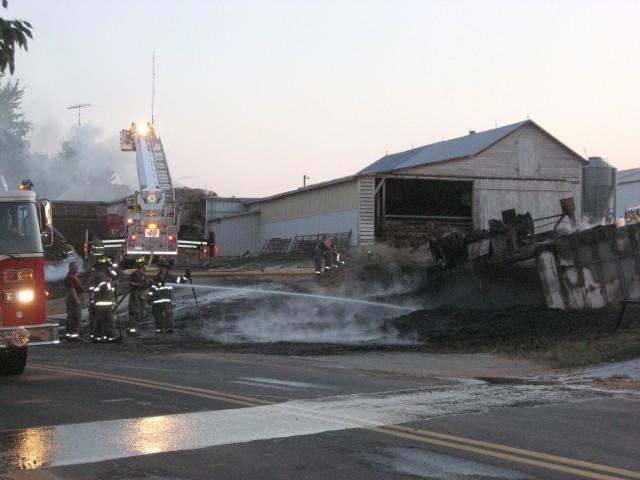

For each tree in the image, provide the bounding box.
[0,77,32,186]
[0,0,32,74]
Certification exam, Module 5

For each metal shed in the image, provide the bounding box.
[616,168,640,219]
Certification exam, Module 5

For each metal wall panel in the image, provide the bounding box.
[206,197,250,217]
[617,180,640,218]
[260,209,358,250]
[259,181,358,224]
[209,213,261,256]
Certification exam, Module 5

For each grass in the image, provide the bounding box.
[517,328,640,369]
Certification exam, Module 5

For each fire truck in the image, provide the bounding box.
[0,177,59,376]
[100,121,211,267]
[102,121,181,267]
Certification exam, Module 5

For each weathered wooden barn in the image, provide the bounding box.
[206,119,587,256]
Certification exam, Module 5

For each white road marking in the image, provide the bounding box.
[232,377,335,391]
[1,383,595,470]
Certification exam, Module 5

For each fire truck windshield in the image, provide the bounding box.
[0,202,42,254]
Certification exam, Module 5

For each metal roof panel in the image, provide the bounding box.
[357,120,529,175]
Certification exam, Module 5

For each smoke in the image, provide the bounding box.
[172,284,418,345]
[4,123,136,202]
[44,252,85,282]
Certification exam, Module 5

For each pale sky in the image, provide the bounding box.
[6,0,640,198]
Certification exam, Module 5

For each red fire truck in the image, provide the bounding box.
[0,177,59,376]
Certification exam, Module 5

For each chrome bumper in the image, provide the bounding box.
[0,323,60,348]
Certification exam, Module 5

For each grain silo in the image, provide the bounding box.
[582,156,617,223]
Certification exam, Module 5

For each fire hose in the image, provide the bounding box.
[181,265,203,326]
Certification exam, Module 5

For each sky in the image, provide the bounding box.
[5,0,640,199]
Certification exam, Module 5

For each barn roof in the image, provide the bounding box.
[358,119,536,175]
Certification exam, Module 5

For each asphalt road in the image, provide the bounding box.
[1,341,638,480]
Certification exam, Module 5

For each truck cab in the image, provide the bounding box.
[0,177,59,375]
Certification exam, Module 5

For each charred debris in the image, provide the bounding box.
[426,198,640,311]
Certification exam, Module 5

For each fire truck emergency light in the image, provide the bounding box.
[19,179,34,191]
[136,122,149,136]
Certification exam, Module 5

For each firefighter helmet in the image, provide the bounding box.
[95,256,110,266]
[158,258,170,268]
[135,257,146,266]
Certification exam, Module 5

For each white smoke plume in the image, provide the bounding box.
[44,253,84,282]
[3,123,136,202]
[172,283,418,345]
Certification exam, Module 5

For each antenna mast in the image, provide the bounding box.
[67,103,91,125]
[151,52,155,126]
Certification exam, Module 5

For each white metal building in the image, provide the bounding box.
[207,120,587,256]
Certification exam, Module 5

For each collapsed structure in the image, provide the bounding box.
[429,198,640,310]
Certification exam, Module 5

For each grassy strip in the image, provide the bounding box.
[513,328,640,369]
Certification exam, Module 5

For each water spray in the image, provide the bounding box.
[168,283,415,312]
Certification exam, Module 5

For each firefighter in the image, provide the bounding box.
[198,245,209,267]
[146,258,190,334]
[89,256,120,343]
[314,237,340,275]
[126,257,147,336]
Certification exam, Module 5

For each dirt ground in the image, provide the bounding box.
[48,251,640,353]
[45,250,640,363]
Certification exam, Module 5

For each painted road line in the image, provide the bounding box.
[232,377,336,391]
[381,424,640,478]
[30,364,271,408]
[372,426,640,480]
[20,364,638,479]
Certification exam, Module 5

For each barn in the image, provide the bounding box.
[206,119,586,257]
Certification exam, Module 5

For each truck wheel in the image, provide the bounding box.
[0,348,28,376]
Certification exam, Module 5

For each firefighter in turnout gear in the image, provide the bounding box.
[88,256,119,342]
[146,258,190,334]
[126,257,147,336]
[314,237,340,275]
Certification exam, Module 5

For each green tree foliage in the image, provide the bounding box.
[0,1,33,75]
[0,77,32,186]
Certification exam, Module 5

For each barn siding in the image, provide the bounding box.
[358,177,375,245]
[474,178,580,231]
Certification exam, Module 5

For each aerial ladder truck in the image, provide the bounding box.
[106,121,180,267]
[100,121,212,267]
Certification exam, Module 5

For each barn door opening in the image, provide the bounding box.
[374,178,473,246]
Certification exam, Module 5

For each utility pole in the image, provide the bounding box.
[67,103,91,125]
[303,175,310,187]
